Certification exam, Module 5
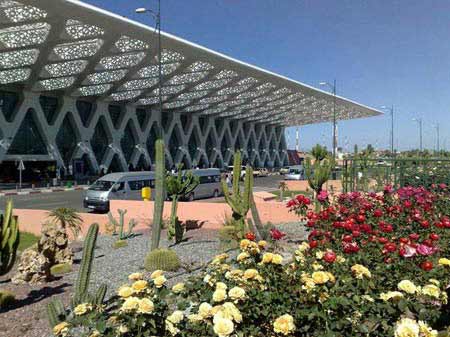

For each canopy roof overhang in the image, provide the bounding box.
[0,0,382,126]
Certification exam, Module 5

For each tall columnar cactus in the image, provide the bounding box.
[249,192,263,241]
[221,151,253,236]
[151,139,165,251]
[107,209,137,240]
[73,222,99,306]
[0,200,19,276]
[166,165,199,243]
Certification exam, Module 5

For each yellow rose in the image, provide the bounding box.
[167,310,184,324]
[172,282,185,293]
[312,262,324,270]
[132,280,148,292]
[272,254,283,265]
[137,298,154,314]
[351,264,371,279]
[429,279,440,286]
[237,252,250,262]
[198,302,212,318]
[262,252,274,263]
[121,297,140,311]
[88,330,101,337]
[258,240,268,249]
[438,258,450,266]
[188,313,203,322]
[273,314,296,335]
[213,316,234,337]
[53,322,70,336]
[298,242,310,252]
[380,291,404,301]
[216,282,228,290]
[228,287,246,301]
[418,321,438,337]
[118,285,134,298]
[243,268,259,279]
[203,274,215,286]
[213,288,227,302]
[118,325,129,334]
[311,271,330,285]
[128,272,143,281]
[74,303,91,316]
[336,255,346,263]
[240,239,251,250]
[326,272,335,283]
[422,284,440,299]
[211,253,229,264]
[394,317,420,337]
[153,275,166,288]
[398,280,418,294]
[315,251,324,259]
[221,302,242,323]
[150,270,164,279]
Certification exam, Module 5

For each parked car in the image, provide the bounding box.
[227,165,246,179]
[180,168,222,201]
[284,165,305,180]
[255,168,269,177]
[279,166,290,175]
[84,171,155,212]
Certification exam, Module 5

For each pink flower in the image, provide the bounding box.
[402,245,417,258]
[416,244,437,256]
[317,190,329,203]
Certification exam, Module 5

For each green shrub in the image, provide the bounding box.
[50,263,72,276]
[0,290,15,308]
[144,248,180,272]
[112,240,128,249]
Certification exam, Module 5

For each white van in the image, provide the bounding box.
[284,165,305,180]
[180,168,222,201]
[84,172,155,212]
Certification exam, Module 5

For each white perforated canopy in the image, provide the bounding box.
[0,0,382,126]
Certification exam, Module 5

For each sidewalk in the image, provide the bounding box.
[0,185,89,197]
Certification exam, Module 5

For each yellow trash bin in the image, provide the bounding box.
[141,187,151,201]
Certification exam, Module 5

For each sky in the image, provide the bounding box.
[83,0,450,152]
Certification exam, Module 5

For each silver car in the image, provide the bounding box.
[180,168,222,201]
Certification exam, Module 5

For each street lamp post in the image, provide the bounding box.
[432,123,440,154]
[319,80,337,160]
[381,105,394,156]
[136,1,163,139]
[412,118,423,151]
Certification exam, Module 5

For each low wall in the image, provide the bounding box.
[285,180,342,193]
[14,198,300,237]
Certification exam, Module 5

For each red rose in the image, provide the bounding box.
[378,237,388,244]
[309,240,318,248]
[420,261,433,271]
[245,232,256,241]
[342,235,353,243]
[429,233,439,241]
[352,230,361,238]
[323,251,336,263]
[270,228,286,241]
[409,233,419,241]
[373,209,383,217]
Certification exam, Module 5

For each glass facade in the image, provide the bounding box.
[76,100,94,127]
[91,116,110,163]
[0,90,19,122]
[39,95,58,124]
[7,108,47,155]
[108,104,123,129]
[121,121,136,163]
[56,114,78,165]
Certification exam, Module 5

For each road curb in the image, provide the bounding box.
[0,186,89,197]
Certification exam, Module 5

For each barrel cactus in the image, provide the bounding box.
[144,248,181,272]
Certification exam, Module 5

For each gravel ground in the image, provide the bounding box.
[0,221,306,337]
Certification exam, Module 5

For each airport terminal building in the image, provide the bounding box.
[0,0,380,183]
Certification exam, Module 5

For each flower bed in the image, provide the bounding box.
[51,185,450,337]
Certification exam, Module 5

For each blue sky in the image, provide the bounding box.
[84,0,450,151]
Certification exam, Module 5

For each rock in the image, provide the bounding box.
[38,222,73,265]
[12,248,51,284]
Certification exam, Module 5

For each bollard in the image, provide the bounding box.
[141,187,151,201]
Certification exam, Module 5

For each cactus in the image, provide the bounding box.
[166,165,199,243]
[151,139,165,251]
[50,263,72,276]
[144,248,181,272]
[112,239,128,249]
[221,151,253,237]
[304,156,333,195]
[47,298,66,328]
[249,193,263,241]
[107,209,137,240]
[0,200,19,276]
[73,223,98,306]
[93,283,107,306]
[0,289,14,309]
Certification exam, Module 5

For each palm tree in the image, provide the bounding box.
[48,207,83,239]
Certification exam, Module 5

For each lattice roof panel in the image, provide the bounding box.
[0,0,381,126]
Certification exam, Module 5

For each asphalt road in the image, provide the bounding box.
[0,175,283,212]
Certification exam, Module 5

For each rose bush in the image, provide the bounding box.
[50,185,450,337]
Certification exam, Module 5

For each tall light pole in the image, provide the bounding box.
[319,80,337,160]
[136,1,163,139]
[412,118,423,151]
[381,105,394,156]
[432,123,440,154]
